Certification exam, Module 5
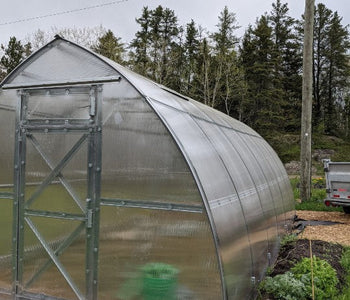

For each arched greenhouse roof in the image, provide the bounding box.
[0,35,295,299]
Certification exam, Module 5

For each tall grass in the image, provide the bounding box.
[290,177,342,212]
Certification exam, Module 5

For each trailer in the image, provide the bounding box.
[324,159,350,214]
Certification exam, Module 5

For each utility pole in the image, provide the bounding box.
[300,0,315,201]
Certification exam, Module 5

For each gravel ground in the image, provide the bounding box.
[296,210,350,246]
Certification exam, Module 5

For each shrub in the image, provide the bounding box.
[260,272,308,300]
[291,256,338,300]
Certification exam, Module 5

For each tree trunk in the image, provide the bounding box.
[300,0,315,202]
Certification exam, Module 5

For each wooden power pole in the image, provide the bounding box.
[300,0,315,202]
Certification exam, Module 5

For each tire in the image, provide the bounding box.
[343,207,350,214]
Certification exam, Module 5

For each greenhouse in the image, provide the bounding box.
[0,36,294,300]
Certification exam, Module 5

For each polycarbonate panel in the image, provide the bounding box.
[194,118,271,281]
[0,90,15,185]
[0,200,12,290]
[23,219,80,299]
[27,90,90,120]
[101,83,201,204]
[221,129,280,261]
[25,133,88,214]
[5,39,118,87]
[0,90,15,293]
[243,135,287,234]
[98,206,222,299]
[191,100,259,136]
[150,100,253,299]
[0,292,12,300]
[253,137,295,223]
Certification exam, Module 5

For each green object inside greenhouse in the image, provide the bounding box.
[142,263,178,300]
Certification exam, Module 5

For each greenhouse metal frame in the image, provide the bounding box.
[0,36,294,300]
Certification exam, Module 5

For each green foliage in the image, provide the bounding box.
[92,30,124,63]
[290,177,342,211]
[291,256,339,299]
[340,247,350,271]
[0,36,31,80]
[280,234,298,247]
[260,272,308,300]
[335,247,350,299]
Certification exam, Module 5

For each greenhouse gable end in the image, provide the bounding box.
[0,36,294,300]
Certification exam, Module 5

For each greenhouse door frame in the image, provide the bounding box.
[13,85,103,300]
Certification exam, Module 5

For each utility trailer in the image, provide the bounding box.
[323,159,350,214]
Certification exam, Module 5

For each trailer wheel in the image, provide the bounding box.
[343,207,350,214]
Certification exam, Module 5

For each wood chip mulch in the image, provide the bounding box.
[296,210,350,246]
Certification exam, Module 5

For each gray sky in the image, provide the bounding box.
[0,0,349,47]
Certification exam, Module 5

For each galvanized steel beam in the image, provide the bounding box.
[85,85,102,300]
[13,90,27,298]
[100,198,203,213]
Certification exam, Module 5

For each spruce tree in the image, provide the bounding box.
[312,3,333,130]
[240,16,280,133]
[183,20,200,98]
[210,6,239,109]
[129,7,152,75]
[323,11,350,134]
[93,30,124,64]
[269,0,302,132]
[0,37,29,79]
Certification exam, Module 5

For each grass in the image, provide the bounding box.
[290,177,343,212]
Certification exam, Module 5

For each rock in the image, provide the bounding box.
[312,149,335,162]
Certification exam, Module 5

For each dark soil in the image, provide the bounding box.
[259,239,347,299]
[271,239,346,288]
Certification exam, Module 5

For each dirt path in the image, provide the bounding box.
[296,210,350,246]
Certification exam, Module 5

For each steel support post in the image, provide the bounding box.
[12,90,27,298]
[85,85,102,300]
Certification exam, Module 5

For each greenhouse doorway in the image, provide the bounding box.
[13,85,103,300]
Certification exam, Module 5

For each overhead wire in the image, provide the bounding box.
[0,0,129,26]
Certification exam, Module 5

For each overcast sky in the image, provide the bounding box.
[0,0,349,47]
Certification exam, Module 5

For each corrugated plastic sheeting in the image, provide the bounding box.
[245,135,289,233]
[0,90,15,292]
[6,39,117,86]
[150,99,254,299]
[222,129,281,260]
[252,137,295,222]
[0,200,12,291]
[26,92,90,119]
[0,90,15,185]
[100,83,202,204]
[25,133,88,214]
[22,218,81,300]
[98,207,222,299]
[193,118,271,280]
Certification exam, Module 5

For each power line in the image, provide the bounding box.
[0,0,129,26]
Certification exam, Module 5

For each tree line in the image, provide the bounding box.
[1,0,349,140]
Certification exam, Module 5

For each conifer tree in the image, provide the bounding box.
[93,30,125,63]
[183,20,200,97]
[0,37,31,80]
[129,7,151,75]
[323,11,350,134]
[269,0,302,132]
[240,16,281,133]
